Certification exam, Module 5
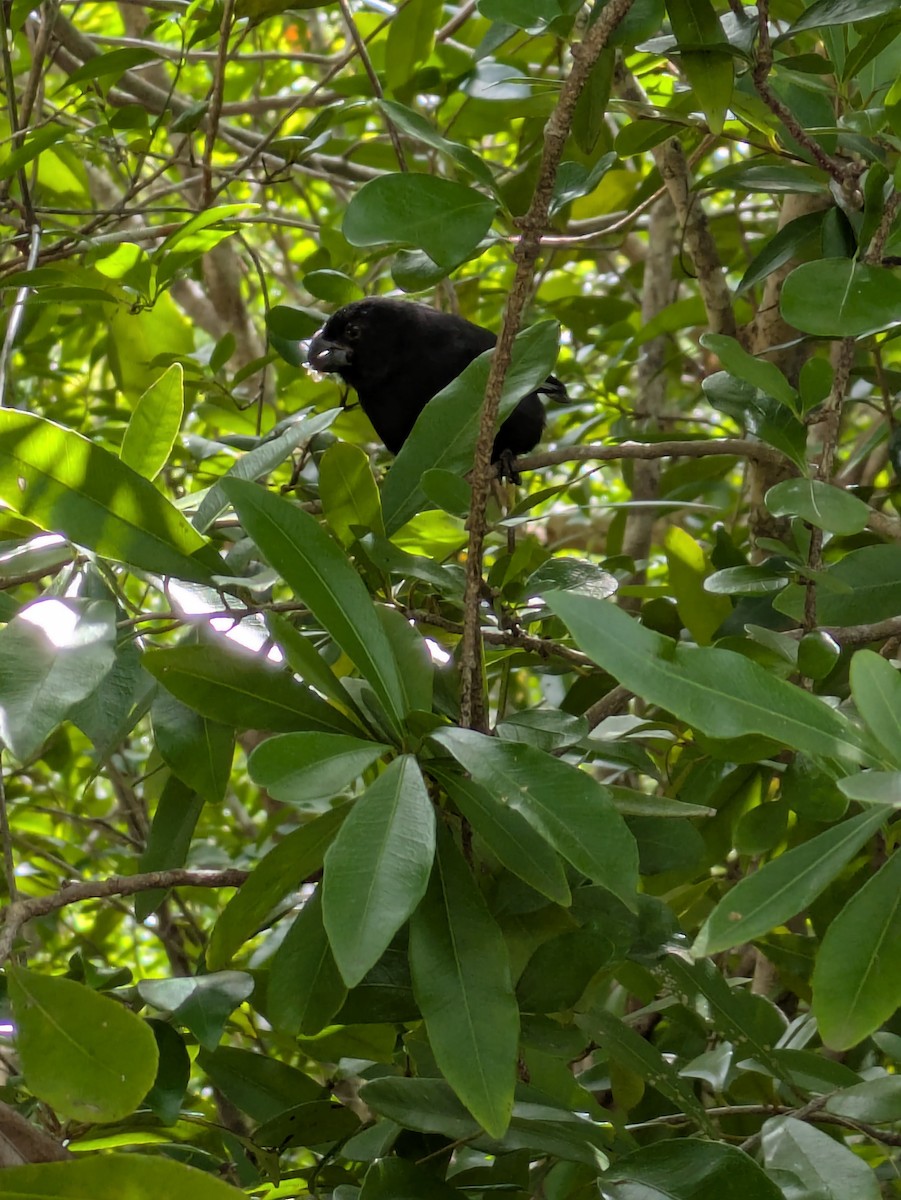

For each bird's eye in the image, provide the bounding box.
[345,324,361,341]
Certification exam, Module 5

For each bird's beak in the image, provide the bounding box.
[307,331,352,373]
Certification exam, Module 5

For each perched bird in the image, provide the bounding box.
[306,297,565,478]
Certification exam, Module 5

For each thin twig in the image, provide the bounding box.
[202,0,235,207]
[337,0,407,172]
[515,437,786,471]
[0,224,42,406]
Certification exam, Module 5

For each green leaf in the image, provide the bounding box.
[208,807,347,969]
[378,101,497,192]
[765,478,871,535]
[736,210,824,294]
[248,732,389,807]
[700,333,798,409]
[0,599,116,762]
[361,1075,480,1138]
[385,0,442,91]
[547,591,870,764]
[826,1076,901,1123]
[197,1045,322,1120]
[781,258,901,337]
[323,756,435,987]
[702,371,807,468]
[431,728,638,907]
[812,850,901,1049]
[254,1100,360,1149]
[432,766,571,905]
[786,0,901,34]
[664,525,732,644]
[0,411,221,583]
[143,644,359,736]
[61,47,160,88]
[381,320,560,534]
[136,776,204,919]
[378,605,435,717]
[603,1139,783,1200]
[361,1158,459,1200]
[761,1115,880,1200]
[343,174,497,271]
[679,49,733,135]
[409,824,519,1138]
[221,478,407,728]
[0,1156,247,1199]
[775,545,901,626]
[0,126,65,181]
[694,806,890,954]
[838,771,901,806]
[267,888,347,1035]
[193,410,337,534]
[850,650,901,769]
[8,967,159,1123]
[120,363,184,481]
[319,441,384,547]
[517,928,613,1012]
[138,972,253,1050]
[699,160,826,194]
[152,691,234,804]
[582,1009,715,1136]
[144,1021,190,1126]
[157,204,253,253]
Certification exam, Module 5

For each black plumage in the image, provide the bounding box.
[306,298,565,474]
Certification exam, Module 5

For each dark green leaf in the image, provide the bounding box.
[323,756,435,987]
[812,850,901,1049]
[409,825,518,1138]
[432,727,639,906]
[694,806,890,954]
[344,175,496,271]
[221,479,407,728]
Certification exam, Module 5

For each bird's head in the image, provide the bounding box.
[306,298,410,388]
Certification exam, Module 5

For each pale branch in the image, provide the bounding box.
[621,193,677,576]
[632,1102,901,1149]
[867,509,901,542]
[0,1101,73,1166]
[514,437,786,471]
[787,616,901,647]
[459,0,638,731]
[0,223,41,405]
[0,868,248,965]
[658,137,737,337]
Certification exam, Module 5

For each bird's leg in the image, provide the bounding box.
[495,447,522,485]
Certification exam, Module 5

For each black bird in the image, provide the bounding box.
[306,298,566,477]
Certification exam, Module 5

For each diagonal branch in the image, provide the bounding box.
[459,0,637,731]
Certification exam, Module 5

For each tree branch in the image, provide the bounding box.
[0,868,248,964]
[459,0,637,730]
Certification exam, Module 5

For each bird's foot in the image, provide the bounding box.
[495,449,522,485]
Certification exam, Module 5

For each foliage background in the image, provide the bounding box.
[1,0,901,1197]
